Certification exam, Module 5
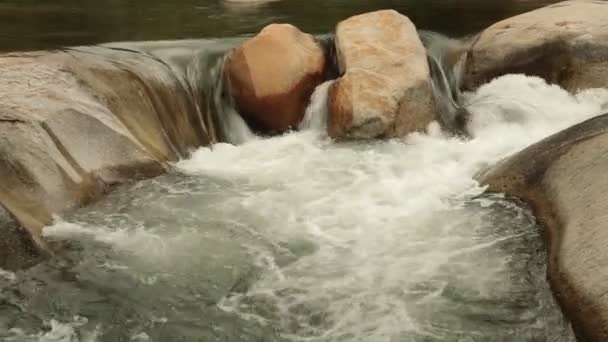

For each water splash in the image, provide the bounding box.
[420,31,472,135]
[2,317,92,342]
[465,74,608,140]
[0,268,16,282]
[207,56,258,145]
[298,80,334,132]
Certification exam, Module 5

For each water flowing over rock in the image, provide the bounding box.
[464,0,608,92]
[479,113,608,342]
[223,24,326,134]
[328,10,436,139]
[420,31,472,136]
[0,44,218,269]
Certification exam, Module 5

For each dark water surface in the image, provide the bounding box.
[0,0,559,51]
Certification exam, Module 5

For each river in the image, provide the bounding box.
[2,0,604,341]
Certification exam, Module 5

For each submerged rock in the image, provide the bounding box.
[0,46,213,269]
[224,24,326,134]
[0,205,45,271]
[328,10,436,139]
[464,0,608,92]
[479,113,608,342]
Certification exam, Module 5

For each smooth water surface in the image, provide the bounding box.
[0,0,560,51]
[2,75,608,341]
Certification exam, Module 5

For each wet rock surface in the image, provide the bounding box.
[480,113,608,342]
[0,44,220,269]
[464,0,608,92]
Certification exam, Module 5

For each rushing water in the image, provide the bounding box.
[0,0,561,51]
[2,73,608,341]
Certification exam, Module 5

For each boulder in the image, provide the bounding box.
[479,113,608,342]
[464,0,608,92]
[328,10,436,139]
[0,45,214,269]
[224,24,326,134]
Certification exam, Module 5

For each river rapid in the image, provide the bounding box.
[1,72,608,341]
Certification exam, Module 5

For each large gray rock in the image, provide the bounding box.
[0,44,218,269]
[479,113,608,342]
[464,0,608,92]
[328,10,436,139]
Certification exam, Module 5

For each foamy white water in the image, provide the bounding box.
[298,80,334,132]
[176,75,606,341]
[0,269,16,283]
[13,75,607,341]
[2,317,92,342]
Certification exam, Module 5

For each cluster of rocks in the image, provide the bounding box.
[223,10,438,139]
[223,0,608,141]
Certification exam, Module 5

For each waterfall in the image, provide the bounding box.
[207,56,257,145]
[420,31,471,136]
[298,80,334,132]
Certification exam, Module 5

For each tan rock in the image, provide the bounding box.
[224,23,326,133]
[479,113,608,342]
[464,0,608,92]
[328,10,436,139]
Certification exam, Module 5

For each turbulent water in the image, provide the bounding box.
[2,75,608,342]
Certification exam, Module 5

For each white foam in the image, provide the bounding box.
[130,332,150,341]
[220,104,258,145]
[39,320,81,342]
[0,268,16,282]
[465,74,608,140]
[43,220,169,261]
[175,75,605,340]
[299,80,334,132]
[4,317,90,342]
